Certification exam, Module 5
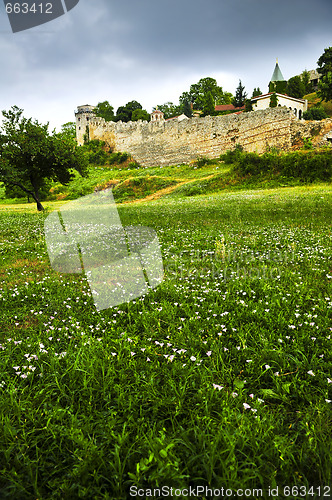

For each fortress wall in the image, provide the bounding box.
[85,108,296,166]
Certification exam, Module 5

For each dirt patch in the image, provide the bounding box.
[122,175,217,204]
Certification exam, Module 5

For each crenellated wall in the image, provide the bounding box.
[75,108,332,167]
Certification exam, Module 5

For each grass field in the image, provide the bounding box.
[0,179,331,499]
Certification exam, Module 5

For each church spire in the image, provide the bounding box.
[271,59,285,82]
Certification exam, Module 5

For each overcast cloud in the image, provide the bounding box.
[0,0,331,130]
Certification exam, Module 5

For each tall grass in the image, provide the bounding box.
[0,185,331,498]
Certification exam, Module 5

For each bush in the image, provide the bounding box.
[303,107,328,120]
[231,149,332,182]
[88,149,109,165]
[195,156,218,167]
[220,144,244,164]
[108,152,130,165]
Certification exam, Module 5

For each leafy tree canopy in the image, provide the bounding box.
[179,77,232,111]
[0,106,88,211]
[301,70,313,95]
[269,93,278,108]
[153,102,182,119]
[252,88,262,98]
[317,47,332,102]
[202,92,215,117]
[95,101,115,122]
[183,100,193,118]
[286,76,306,99]
[303,107,328,121]
[131,109,150,121]
[61,121,76,139]
[115,101,144,122]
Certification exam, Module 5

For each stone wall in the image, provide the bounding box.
[78,108,331,167]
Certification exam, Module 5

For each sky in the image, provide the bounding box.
[0,0,331,131]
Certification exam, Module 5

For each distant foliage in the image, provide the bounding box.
[301,70,313,95]
[269,80,287,94]
[183,100,193,118]
[232,80,247,107]
[303,107,328,120]
[252,88,262,98]
[230,149,332,182]
[84,139,111,165]
[153,102,182,120]
[95,101,115,122]
[108,152,130,165]
[195,156,218,167]
[202,92,215,117]
[220,144,244,164]
[179,77,232,111]
[317,46,332,102]
[286,76,306,99]
[131,109,150,121]
[269,93,278,108]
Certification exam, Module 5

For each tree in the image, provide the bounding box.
[269,80,287,94]
[131,109,150,121]
[301,70,313,95]
[115,101,143,122]
[286,76,305,99]
[252,88,262,98]
[183,100,193,118]
[303,107,328,120]
[317,47,332,102]
[244,99,253,112]
[269,93,278,108]
[95,101,115,122]
[202,92,215,117]
[179,77,231,110]
[232,80,247,107]
[61,122,76,139]
[153,102,182,119]
[0,106,88,211]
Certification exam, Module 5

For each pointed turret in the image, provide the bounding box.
[269,59,287,93]
[271,59,285,82]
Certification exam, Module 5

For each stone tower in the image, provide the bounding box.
[150,107,164,122]
[75,104,96,145]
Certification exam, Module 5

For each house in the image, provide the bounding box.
[165,113,189,122]
[251,92,308,119]
[251,60,308,119]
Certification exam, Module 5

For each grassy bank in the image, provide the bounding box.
[0,184,331,498]
[1,146,331,208]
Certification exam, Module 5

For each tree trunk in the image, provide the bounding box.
[29,176,44,211]
[10,181,44,211]
[36,199,44,211]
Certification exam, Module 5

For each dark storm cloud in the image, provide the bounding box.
[74,0,332,65]
[0,0,331,129]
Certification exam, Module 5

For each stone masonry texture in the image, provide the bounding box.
[78,108,332,167]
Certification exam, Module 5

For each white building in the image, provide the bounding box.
[150,108,165,122]
[251,60,308,119]
[252,92,308,119]
[165,113,189,122]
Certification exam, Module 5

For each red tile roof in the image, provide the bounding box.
[215,104,245,111]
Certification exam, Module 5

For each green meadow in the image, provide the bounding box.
[0,158,331,498]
